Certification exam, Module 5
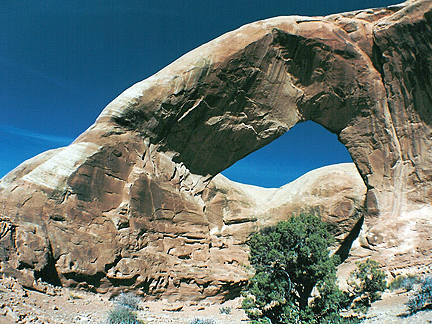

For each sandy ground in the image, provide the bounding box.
[361,290,432,324]
[0,276,247,324]
[0,276,431,324]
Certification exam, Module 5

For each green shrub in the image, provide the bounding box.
[242,214,346,324]
[189,318,216,324]
[389,274,423,291]
[219,306,232,314]
[113,292,141,310]
[106,305,142,324]
[347,259,387,313]
[249,319,272,324]
[406,276,432,314]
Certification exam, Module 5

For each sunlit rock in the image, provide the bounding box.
[1,0,432,299]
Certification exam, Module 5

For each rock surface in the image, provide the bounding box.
[1,0,432,299]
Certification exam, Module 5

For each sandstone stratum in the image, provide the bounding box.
[1,0,431,301]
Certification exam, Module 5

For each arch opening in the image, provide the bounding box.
[221,120,353,188]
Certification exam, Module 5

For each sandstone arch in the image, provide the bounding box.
[221,120,353,187]
[103,0,432,244]
[1,0,432,299]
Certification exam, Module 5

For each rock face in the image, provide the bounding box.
[1,0,432,299]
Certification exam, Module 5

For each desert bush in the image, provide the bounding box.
[113,292,141,310]
[189,318,217,324]
[389,274,423,291]
[406,276,432,314]
[249,319,272,324]
[103,292,143,324]
[347,259,387,313]
[106,305,143,324]
[219,306,232,314]
[242,214,346,324]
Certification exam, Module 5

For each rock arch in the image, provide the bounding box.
[104,2,432,229]
[221,120,353,187]
[1,0,432,299]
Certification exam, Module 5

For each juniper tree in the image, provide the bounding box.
[242,214,346,324]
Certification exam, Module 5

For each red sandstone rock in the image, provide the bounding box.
[1,0,432,300]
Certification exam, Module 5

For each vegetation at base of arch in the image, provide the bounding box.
[346,259,387,313]
[389,274,432,315]
[241,214,386,324]
[406,276,432,314]
[104,292,145,324]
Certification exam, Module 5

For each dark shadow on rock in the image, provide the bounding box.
[335,215,364,263]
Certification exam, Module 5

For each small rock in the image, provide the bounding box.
[46,287,57,296]
[52,305,59,310]
[163,303,184,312]
[5,307,20,322]
[75,315,91,323]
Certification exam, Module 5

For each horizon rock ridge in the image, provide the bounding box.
[1,0,432,300]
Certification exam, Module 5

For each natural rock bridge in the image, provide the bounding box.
[1,0,431,300]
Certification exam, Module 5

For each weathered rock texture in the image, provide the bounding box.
[1,0,432,299]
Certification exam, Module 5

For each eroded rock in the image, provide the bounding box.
[1,0,432,300]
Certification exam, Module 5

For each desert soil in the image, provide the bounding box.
[0,276,431,324]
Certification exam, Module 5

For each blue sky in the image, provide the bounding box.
[1,0,400,187]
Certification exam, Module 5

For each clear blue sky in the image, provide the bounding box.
[1,0,400,187]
